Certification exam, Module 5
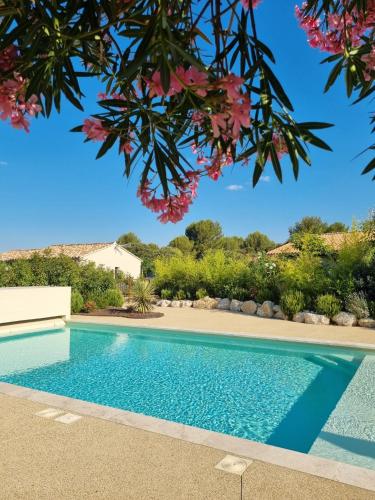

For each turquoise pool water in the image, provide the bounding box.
[0,323,373,460]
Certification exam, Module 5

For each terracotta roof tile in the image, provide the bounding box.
[0,242,112,261]
[267,232,366,256]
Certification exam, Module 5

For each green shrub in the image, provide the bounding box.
[82,300,97,313]
[102,288,124,307]
[315,294,340,318]
[223,285,249,301]
[280,290,305,320]
[71,290,84,313]
[278,253,329,307]
[346,292,369,319]
[174,290,187,300]
[369,301,375,318]
[196,288,208,299]
[131,279,156,313]
[160,289,173,300]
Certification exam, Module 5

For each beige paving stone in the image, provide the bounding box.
[242,461,375,500]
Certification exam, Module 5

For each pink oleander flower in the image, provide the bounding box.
[210,112,229,138]
[272,133,288,159]
[228,97,251,139]
[241,0,262,9]
[10,111,30,132]
[362,47,375,81]
[296,2,375,54]
[121,140,133,154]
[82,118,109,141]
[137,171,200,223]
[146,66,208,98]
[181,66,208,97]
[0,74,41,132]
[191,111,205,126]
[0,45,18,72]
[218,74,244,100]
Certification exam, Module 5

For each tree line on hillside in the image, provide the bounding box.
[117,215,350,275]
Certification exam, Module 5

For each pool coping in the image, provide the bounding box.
[1,381,375,492]
[2,318,375,493]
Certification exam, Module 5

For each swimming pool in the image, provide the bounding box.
[1,322,375,469]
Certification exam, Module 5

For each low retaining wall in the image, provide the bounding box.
[0,287,71,325]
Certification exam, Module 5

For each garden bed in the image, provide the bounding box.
[81,308,164,319]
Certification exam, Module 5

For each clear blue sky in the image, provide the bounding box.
[0,1,373,252]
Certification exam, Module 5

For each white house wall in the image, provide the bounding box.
[82,244,141,278]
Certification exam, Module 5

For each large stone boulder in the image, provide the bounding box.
[332,312,357,327]
[241,300,258,315]
[171,300,182,308]
[217,298,231,310]
[157,300,171,307]
[358,318,375,329]
[273,306,286,320]
[293,312,305,323]
[181,300,193,308]
[193,297,218,310]
[304,312,330,325]
[257,301,274,318]
[230,299,243,312]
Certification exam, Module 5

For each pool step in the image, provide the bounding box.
[309,355,375,470]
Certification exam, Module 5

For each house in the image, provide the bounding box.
[0,242,142,278]
[267,232,365,257]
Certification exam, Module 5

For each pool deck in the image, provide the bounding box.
[1,308,375,499]
[74,306,375,348]
[1,393,374,499]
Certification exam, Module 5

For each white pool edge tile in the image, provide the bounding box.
[1,381,375,492]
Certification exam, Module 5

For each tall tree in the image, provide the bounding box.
[185,220,223,257]
[289,217,329,236]
[243,232,276,254]
[117,232,142,246]
[219,236,245,254]
[169,236,194,254]
[326,222,349,233]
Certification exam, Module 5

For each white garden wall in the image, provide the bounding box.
[0,287,71,325]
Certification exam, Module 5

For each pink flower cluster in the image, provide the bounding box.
[82,118,109,141]
[82,116,134,154]
[241,0,262,9]
[146,66,208,98]
[0,46,41,132]
[137,172,200,223]
[209,74,251,142]
[272,133,288,159]
[362,47,375,81]
[296,2,375,54]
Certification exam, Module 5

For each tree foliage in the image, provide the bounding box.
[6,0,372,222]
[185,219,223,257]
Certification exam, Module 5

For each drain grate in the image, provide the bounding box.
[35,408,64,419]
[215,455,253,475]
[35,408,82,424]
[54,413,82,424]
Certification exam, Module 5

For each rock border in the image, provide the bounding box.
[156,298,375,329]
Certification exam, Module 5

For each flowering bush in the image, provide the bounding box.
[346,291,370,319]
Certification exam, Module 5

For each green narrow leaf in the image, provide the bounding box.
[96,133,117,159]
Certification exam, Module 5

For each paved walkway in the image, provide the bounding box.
[1,394,374,499]
[74,306,375,347]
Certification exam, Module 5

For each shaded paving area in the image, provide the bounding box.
[1,394,374,499]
